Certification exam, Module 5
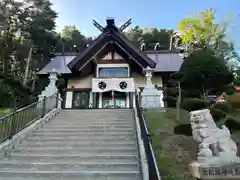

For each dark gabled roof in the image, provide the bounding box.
[111,30,156,67]
[68,19,156,71]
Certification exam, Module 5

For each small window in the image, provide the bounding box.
[98,67,128,78]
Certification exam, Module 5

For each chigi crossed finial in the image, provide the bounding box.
[92,18,132,32]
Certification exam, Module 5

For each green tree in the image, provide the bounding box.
[125,27,174,50]
[0,0,58,106]
[0,0,57,79]
[178,9,238,61]
[54,25,88,52]
[233,66,240,86]
[177,49,233,99]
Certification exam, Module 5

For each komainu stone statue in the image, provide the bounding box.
[189,109,239,165]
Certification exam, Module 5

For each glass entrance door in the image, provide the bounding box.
[102,91,126,108]
[72,91,89,109]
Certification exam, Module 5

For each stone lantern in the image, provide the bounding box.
[141,66,164,109]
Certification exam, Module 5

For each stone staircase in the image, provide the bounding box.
[0,109,142,180]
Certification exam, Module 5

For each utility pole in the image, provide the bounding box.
[23,47,32,86]
[176,81,181,121]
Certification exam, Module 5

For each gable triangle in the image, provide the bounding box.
[114,52,123,59]
[102,52,111,60]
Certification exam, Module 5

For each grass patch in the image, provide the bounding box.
[144,108,240,180]
[0,108,12,117]
[144,108,197,180]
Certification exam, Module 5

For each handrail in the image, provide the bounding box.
[135,94,161,180]
[0,93,59,143]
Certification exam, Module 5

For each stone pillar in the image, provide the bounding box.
[89,91,93,108]
[126,92,130,108]
[65,91,73,108]
[132,92,136,108]
[99,92,102,108]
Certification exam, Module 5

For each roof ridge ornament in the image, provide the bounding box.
[154,42,160,50]
[93,19,104,32]
[93,18,132,32]
[119,18,132,31]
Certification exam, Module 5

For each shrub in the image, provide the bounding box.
[174,123,192,136]
[218,84,235,95]
[166,79,177,87]
[209,106,226,121]
[227,94,240,110]
[212,102,232,113]
[163,96,177,107]
[181,98,210,111]
[182,89,201,99]
[166,87,178,96]
[224,116,240,132]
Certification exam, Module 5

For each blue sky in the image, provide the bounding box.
[51,0,239,49]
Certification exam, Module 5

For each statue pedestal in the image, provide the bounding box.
[189,109,240,179]
[141,87,163,109]
[190,160,240,179]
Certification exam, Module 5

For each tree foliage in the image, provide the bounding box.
[178,9,238,62]
[0,0,57,106]
[124,26,175,50]
[54,25,90,52]
[177,49,233,99]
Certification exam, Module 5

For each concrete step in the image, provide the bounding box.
[7,150,138,156]
[56,116,133,120]
[25,135,136,141]
[55,114,133,117]
[60,109,133,114]
[32,132,136,137]
[0,170,141,180]
[10,147,138,154]
[56,115,133,119]
[16,140,137,148]
[46,121,134,125]
[21,139,136,145]
[0,108,141,180]
[60,109,132,112]
[0,162,140,171]
[53,118,133,122]
[1,154,139,163]
[35,128,135,133]
[41,124,134,129]
[44,125,135,130]
[59,114,132,116]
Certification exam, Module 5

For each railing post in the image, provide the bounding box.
[56,93,59,108]
[42,96,46,117]
[9,99,17,139]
